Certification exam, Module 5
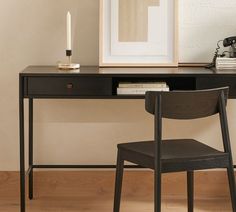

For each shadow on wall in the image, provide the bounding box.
[33,99,222,142]
[32,100,236,164]
[34,99,149,123]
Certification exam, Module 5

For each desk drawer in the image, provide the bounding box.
[27,77,112,96]
[196,77,236,98]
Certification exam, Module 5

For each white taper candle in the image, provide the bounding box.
[67,11,72,50]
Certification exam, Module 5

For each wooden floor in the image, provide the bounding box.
[0,171,234,212]
[2,196,232,212]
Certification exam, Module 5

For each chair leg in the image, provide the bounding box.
[227,166,236,212]
[154,170,162,212]
[187,171,194,212]
[113,150,124,212]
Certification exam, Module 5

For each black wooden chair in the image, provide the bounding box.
[113,87,236,212]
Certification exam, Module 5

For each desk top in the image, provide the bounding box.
[20,66,236,77]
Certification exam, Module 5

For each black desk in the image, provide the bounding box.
[19,66,236,211]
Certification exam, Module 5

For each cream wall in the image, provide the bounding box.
[0,0,236,171]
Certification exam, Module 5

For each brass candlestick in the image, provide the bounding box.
[58,50,80,70]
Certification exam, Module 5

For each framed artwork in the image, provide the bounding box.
[99,0,178,67]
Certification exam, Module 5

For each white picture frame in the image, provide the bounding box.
[99,0,178,67]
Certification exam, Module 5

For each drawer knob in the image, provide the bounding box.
[67,83,73,89]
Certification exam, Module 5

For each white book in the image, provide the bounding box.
[216,58,236,65]
[118,82,167,88]
[216,64,236,69]
[216,67,236,70]
[217,67,236,69]
[217,63,236,65]
[216,63,236,67]
[217,65,236,67]
[217,63,236,66]
[217,57,236,60]
[217,63,233,66]
[117,87,169,95]
[216,58,236,69]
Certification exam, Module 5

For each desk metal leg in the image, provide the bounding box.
[29,98,33,200]
[19,77,25,212]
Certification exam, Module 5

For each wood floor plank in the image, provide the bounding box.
[0,171,234,211]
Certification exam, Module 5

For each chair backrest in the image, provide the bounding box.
[145,87,229,120]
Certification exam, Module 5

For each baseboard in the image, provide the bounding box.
[0,170,233,199]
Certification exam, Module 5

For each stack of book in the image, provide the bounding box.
[117,82,169,95]
[216,57,236,70]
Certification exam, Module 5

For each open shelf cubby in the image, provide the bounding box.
[113,77,196,96]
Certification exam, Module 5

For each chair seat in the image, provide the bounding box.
[118,139,229,172]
